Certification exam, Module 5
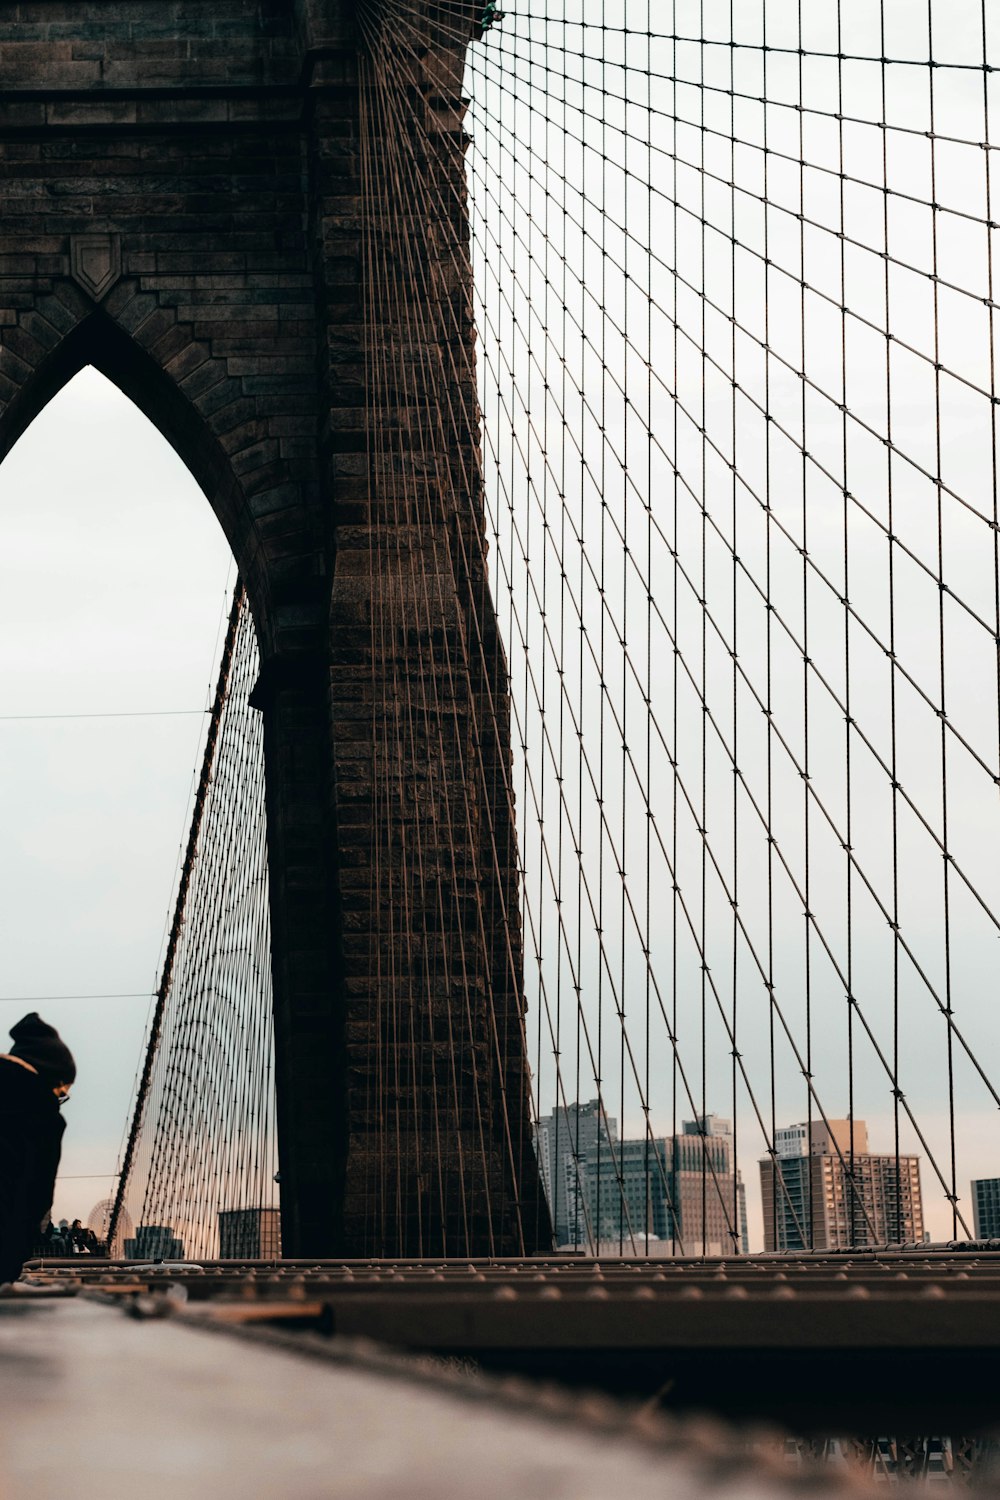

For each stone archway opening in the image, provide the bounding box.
[0,363,240,1239]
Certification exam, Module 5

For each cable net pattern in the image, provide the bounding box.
[112,1,1000,1260]
[463,0,1000,1250]
[111,588,278,1260]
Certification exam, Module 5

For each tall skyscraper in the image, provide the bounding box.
[760,1120,923,1250]
[971,1179,1000,1238]
[585,1115,749,1254]
[123,1224,185,1260]
[676,1117,749,1255]
[586,1136,673,1245]
[774,1122,809,1158]
[218,1208,281,1259]
[535,1099,617,1246]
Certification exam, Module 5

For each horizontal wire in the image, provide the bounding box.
[56,1173,120,1180]
[0,709,209,723]
[499,12,993,75]
[0,993,153,1004]
[472,26,1000,190]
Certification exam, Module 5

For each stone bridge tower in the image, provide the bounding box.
[0,0,551,1258]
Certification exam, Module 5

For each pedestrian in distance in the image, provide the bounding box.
[0,1014,75,1287]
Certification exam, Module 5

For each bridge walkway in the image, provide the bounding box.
[0,1287,874,1500]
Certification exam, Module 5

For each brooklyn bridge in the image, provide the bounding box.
[1,0,999,1493]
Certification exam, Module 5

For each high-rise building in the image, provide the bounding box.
[535,1099,617,1246]
[760,1120,923,1250]
[971,1179,1000,1238]
[676,1117,749,1255]
[123,1224,185,1260]
[586,1136,673,1245]
[218,1208,281,1259]
[774,1122,809,1158]
[585,1115,749,1255]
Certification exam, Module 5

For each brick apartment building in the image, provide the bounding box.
[760,1120,923,1250]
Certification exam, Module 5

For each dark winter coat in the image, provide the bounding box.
[0,1057,64,1284]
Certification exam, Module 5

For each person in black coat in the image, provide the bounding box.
[0,1014,75,1286]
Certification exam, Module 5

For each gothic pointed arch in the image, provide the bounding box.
[0,284,323,661]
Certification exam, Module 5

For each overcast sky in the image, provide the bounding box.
[0,368,233,1228]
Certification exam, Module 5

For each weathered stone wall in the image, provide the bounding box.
[0,0,550,1256]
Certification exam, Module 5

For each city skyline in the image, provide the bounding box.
[537,1100,749,1254]
[761,1119,924,1252]
[537,1101,942,1255]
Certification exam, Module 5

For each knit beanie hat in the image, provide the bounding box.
[9,1013,76,1085]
